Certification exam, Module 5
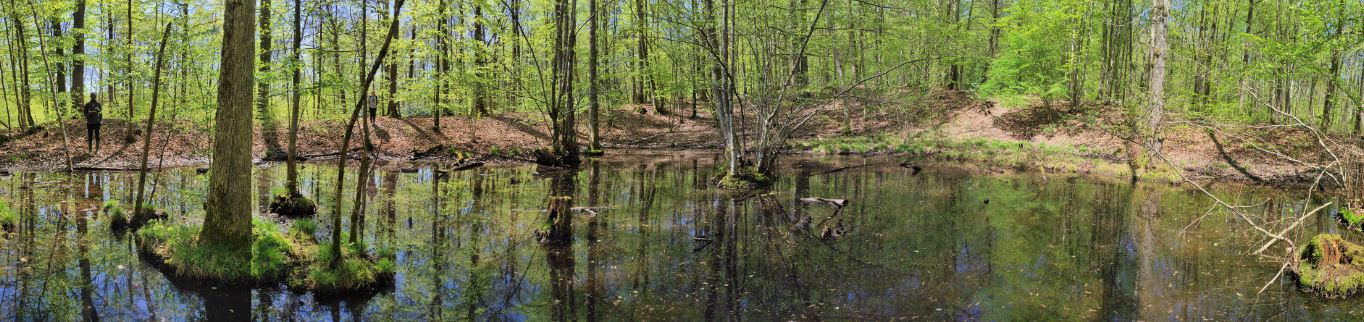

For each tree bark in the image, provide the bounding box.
[257,0,273,122]
[286,0,302,196]
[200,0,258,250]
[71,0,87,111]
[588,0,602,152]
[1147,0,1169,156]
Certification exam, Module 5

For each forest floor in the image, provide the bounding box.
[0,90,1350,186]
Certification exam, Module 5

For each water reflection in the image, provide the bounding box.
[0,154,1361,320]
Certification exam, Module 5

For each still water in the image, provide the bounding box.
[0,152,1360,320]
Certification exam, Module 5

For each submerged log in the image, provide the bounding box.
[800,197,848,209]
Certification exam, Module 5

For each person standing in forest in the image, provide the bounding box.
[367,91,379,123]
[83,93,103,152]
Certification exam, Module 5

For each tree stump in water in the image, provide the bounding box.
[539,196,574,245]
[1296,234,1364,298]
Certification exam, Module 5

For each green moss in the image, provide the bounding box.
[718,167,772,190]
[1339,208,1364,230]
[288,241,395,294]
[136,219,300,284]
[1296,234,1364,298]
[269,195,318,218]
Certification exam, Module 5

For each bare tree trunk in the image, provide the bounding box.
[71,0,87,112]
[329,0,405,268]
[472,2,489,117]
[434,0,448,134]
[286,0,302,196]
[201,0,258,250]
[257,0,273,121]
[385,0,400,118]
[1147,0,1169,157]
[588,0,603,153]
[133,24,172,221]
[126,0,134,134]
[548,0,580,164]
[1320,12,1343,130]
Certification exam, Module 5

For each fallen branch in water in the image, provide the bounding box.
[800,197,848,208]
[803,163,884,177]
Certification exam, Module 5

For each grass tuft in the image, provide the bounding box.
[288,240,395,294]
[136,219,300,284]
[0,201,16,232]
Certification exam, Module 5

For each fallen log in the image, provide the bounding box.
[800,197,848,209]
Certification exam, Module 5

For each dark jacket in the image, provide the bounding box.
[83,101,103,125]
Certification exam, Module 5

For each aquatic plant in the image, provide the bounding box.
[0,201,16,232]
[136,219,300,284]
[106,200,129,230]
[1295,234,1364,298]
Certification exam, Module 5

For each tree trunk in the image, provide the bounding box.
[1320,13,1343,130]
[257,0,273,122]
[385,0,400,118]
[286,0,302,196]
[588,0,602,153]
[133,24,172,221]
[329,0,405,268]
[126,0,134,131]
[435,0,448,134]
[200,0,258,250]
[472,3,489,117]
[548,0,580,164]
[1147,0,1169,157]
[71,0,87,112]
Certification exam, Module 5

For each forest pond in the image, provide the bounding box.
[2,152,1361,320]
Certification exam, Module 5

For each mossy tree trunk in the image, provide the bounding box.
[201,0,257,250]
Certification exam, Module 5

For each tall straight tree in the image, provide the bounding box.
[286,0,303,196]
[384,0,400,117]
[632,0,652,105]
[434,0,448,133]
[1147,0,1169,156]
[201,0,257,249]
[71,0,87,111]
[587,0,602,153]
[257,0,273,120]
[472,1,489,116]
[126,0,134,130]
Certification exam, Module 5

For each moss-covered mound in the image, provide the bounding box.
[109,201,169,232]
[1296,234,1364,298]
[717,167,773,190]
[1337,208,1364,231]
[136,219,305,284]
[288,241,395,295]
[269,194,318,218]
